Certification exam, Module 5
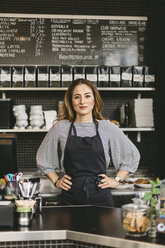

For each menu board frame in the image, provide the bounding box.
[0,13,147,66]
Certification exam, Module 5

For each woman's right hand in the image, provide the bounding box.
[56,174,72,191]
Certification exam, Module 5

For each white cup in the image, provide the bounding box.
[16,120,28,129]
[30,111,43,115]
[30,119,44,129]
[29,114,44,121]
[15,113,28,120]
[30,105,42,112]
[14,111,28,118]
[13,105,26,111]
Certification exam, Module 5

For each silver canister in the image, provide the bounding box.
[16,211,33,226]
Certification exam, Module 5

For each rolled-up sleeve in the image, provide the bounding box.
[36,123,60,175]
[109,123,140,173]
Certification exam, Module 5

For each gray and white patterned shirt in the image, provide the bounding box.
[36,119,140,175]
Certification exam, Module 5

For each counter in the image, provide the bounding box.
[0,206,165,248]
[40,188,149,207]
[23,172,151,196]
[40,187,150,197]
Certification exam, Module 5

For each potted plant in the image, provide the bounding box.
[142,178,161,238]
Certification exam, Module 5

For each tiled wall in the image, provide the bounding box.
[0,240,111,248]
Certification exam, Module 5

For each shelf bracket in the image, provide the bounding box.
[137,131,141,142]
[137,92,141,99]
[125,131,141,142]
[1,91,6,99]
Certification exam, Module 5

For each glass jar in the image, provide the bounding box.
[121,200,150,237]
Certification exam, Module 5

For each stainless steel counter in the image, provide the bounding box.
[22,172,151,196]
[40,188,149,198]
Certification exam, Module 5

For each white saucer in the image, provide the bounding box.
[115,184,134,190]
[135,183,152,189]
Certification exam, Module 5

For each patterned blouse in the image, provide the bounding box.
[36,119,140,175]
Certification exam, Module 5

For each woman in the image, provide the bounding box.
[37,78,140,206]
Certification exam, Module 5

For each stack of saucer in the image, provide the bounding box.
[13,105,28,129]
[29,105,44,130]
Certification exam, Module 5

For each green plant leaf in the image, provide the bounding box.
[143,192,152,201]
[155,178,161,185]
[152,188,161,195]
[149,178,161,187]
[150,198,157,207]
[149,207,157,216]
[149,180,156,187]
[142,178,161,217]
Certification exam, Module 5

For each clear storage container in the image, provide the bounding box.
[121,199,150,237]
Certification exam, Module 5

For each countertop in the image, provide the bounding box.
[39,187,150,198]
[22,172,152,196]
[0,206,165,248]
[39,188,150,201]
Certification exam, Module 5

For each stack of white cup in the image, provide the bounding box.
[13,105,28,129]
[29,105,44,129]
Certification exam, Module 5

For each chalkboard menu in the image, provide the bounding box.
[0,14,147,66]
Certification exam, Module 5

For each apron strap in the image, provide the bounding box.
[70,118,99,137]
[93,118,99,135]
[68,122,77,136]
[72,124,77,136]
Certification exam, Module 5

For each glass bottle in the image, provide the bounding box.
[124,103,129,127]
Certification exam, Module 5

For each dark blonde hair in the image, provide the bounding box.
[58,78,104,121]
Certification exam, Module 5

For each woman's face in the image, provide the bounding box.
[72,84,95,120]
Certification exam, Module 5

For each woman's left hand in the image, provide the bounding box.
[98,174,119,189]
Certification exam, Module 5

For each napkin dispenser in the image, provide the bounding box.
[0,201,15,227]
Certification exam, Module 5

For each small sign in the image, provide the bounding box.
[157,217,165,233]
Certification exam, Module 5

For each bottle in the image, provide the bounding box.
[120,104,125,127]
[58,101,64,118]
[124,103,129,127]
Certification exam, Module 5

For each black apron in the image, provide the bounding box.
[61,119,113,207]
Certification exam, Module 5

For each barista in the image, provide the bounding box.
[37,78,140,206]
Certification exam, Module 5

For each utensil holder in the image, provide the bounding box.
[16,211,33,226]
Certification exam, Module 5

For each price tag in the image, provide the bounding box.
[157,218,165,233]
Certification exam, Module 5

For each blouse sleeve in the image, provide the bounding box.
[108,122,140,173]
[36,122,60,175]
